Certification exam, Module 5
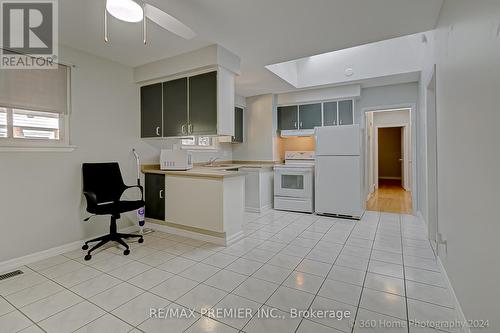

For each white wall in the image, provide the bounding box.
[232,94,278,161]
[431,1,500,330]
[0,46,161,262]
[0,46,240,263]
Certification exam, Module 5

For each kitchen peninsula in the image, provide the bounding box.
[141,164,246,245]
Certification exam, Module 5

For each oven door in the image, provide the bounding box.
[274,168,313,198]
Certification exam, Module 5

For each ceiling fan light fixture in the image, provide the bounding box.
[106,0,143,23]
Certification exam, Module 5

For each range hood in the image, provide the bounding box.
[280,129,315,137]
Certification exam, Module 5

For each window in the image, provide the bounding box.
[0,107,62,140]
[181,136,216,150]
[0,63,70,149]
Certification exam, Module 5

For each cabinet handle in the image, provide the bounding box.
[159,190,164,199]
[339,120,342,125]
[181,124,186,135]
[188,124,193,134]
[299,121,303,128]
[156,126,160,136]
[294,121,297,129]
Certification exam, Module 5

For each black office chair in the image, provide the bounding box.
[81,162,144,261]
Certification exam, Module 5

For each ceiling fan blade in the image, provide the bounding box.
[144,3,196,40]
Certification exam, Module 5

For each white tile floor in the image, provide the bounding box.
[0,210,462,333]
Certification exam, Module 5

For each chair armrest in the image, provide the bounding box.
[83,191,98,207]
[124,185,144,201]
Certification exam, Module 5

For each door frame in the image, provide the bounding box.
[374,124,410,190]
[426,69,439,252]
[362,104,417,211]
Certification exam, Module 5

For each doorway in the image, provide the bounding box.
[366,108,412,214]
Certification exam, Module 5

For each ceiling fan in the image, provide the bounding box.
[104,0,196,44]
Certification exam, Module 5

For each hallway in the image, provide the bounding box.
[367,179,412,214]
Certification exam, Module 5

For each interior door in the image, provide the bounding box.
[400,127,406,189]
[163,77,188,137]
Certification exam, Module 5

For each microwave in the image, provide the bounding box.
[160,149,193,170]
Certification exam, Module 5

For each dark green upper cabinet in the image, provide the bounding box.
[140,83,163,138]
[233,107,243,143]
[298,103,322,129]
[278,105,298,130]
[323,101,338,126]
[188,71,217,135]
[338,100,354,125]
[163,77,188,137]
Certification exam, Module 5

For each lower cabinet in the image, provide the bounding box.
[240,167,274,213]
[145,174,165,220]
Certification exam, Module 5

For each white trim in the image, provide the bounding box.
[362,103,417,209]
[0,145,76,152]
[145,222,241,246]
[414,213,469,333]
[436,256,471,333]
[0,225,139,274]
[245,204,272,214]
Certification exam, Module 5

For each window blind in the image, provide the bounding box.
[0,65,69,114]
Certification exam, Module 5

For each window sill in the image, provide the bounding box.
[0,145,77,152]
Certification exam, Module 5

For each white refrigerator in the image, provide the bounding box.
[315,125,365,219]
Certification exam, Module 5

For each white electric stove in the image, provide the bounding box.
[274,151,315,213]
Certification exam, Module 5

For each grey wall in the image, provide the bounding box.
[433,1,500,330]
[356,82,418,124]
[232,94,278,161]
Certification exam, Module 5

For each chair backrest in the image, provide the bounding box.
[82,163,126,203]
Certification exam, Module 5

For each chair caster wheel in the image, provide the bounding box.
[82,244,89,250]
[84,254,92,261]
[138,238,144,244]
[124,249,130,256]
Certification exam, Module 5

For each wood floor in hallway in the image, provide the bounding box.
[367,179,412,214]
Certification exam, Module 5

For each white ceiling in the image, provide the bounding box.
[59,0,443,96]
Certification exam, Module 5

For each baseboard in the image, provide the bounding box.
[415,214,469,333]
[245,205,272,214]
[145,222,228,246]
[436,257,471,333]
[0,225,139,274]
[225,231,245,246]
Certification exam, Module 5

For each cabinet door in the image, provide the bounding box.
[163,77,188,137]
[188,71,217,135]
[277,105,298,130]
[298,103,322,129]
[338,100,354,125]
[233,106,244,143]
[323,101,338,126]
[145,174,165,220]
[140,83,163,137]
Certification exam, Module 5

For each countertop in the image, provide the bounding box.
[141,161,277,179]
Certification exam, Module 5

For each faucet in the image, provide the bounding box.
[205,157,220,166]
